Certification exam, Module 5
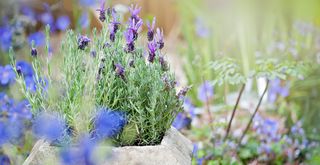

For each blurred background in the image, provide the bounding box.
[1,0,320,164]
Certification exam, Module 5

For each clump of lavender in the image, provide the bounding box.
[10,4,183,146]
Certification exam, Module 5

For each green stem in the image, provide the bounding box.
[224,83,246,140]
[238,80,269,145]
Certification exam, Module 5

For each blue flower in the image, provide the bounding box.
[0,122,10,146]
[56,16,70,31]
[195,17,210,38]
[268,78,289,103]
[79,0,97,6]
[20,6,36,20]
[0,25,12,51]
[183,98,196,118]
[28,32,45,47]
[0,65,15,86]
[172,113,191,130]
[16,60,34,77]
[78,35,91,50]
[79,12,90,29]
[60,136,97,165]
[32,112,66,141]
[197,81,214,102]
[0,154,10,165]
[10,100,32,120]
[93,108,126,139]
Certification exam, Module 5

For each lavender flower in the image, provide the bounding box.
[96,1,106,22]
[156,28,164,49]
[109,11,120,42]
[114,63,125,79]
[0,154,10,165]
[56,15,70,31]
[128,19,143,41]
[159,55,168,70]
[78,35,91,50]
[93,108,126,139]
[79,12,90,29]
[197,81,214,102]
[124,29,135,52]
[0,65,15,86]
[177,86,190,99]
[195,17,210,38]
[90,50,97,58]
[31,47,37,57]
[79,0,97,6]
[148,40,157,63]
[32,112,66,141]
[129,4,142,22]
[147,17,156,41]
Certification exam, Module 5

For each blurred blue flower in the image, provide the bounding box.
[195,17,210,38]
[197,81,214,102]
[28,32,45,47]
[0,154,10,165]
[172,113,191,130]
[93,108,126,139]
[32,112,66,141]
[79,0,97,6]
[268,78,289,103]
[0,25,12,51]
[56,16,71,31]
[79,12,90,29]
[0,65,15,86]
[20,6,36,20]
[183,98,196,118]
[0,122,10,146]
[60,136,96,165]
[16,60,34,77]
[10,100,32,120]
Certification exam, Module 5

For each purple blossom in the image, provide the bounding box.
[0,65,15,86]
[124,30,135,52]
[128,19,143,41]
[114,63,125,79]
[0,122,10,146]
[195,17,210,38]
[109,11,120,42]
[0,154,10,165]
[129,4,142,22]
[148,40,157,63]
[96,1,106,22]
[197,81,214,102]
[78,35,91,50]
[147,17,156,41]
[31,47,38,57]
[93,108,126,139]
[177,86,190,99]
[20,6,36,20]
[28,32,45,47]
[9,100,32,120]
[56,15,71,31]
[183,98,196,118]
[268,78,289,103]
[32,112,66,141]
[159,55,168,70]
[156,28,164,49]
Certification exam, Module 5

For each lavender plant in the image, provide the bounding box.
[9,4,184,146]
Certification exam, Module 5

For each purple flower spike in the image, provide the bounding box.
[148,40,158,63]
[156,28,164,49]
[159,55,168,70]
[124,30,135,52]
[96,1,106,22]
[129,4,142,22]
[31,47,38,57]
[78,35,91,50]
[114,63,125,79]
[129,19,143,41]
[109,11,121,42]
[147,17,156,41]
[177,86,191,99]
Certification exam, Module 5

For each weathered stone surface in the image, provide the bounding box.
[23,127,193,165]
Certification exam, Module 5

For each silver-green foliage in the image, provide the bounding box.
[10,24,182,146]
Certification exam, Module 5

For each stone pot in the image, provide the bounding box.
[23,127,193,165]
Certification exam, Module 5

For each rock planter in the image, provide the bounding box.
[23,127,193,165]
